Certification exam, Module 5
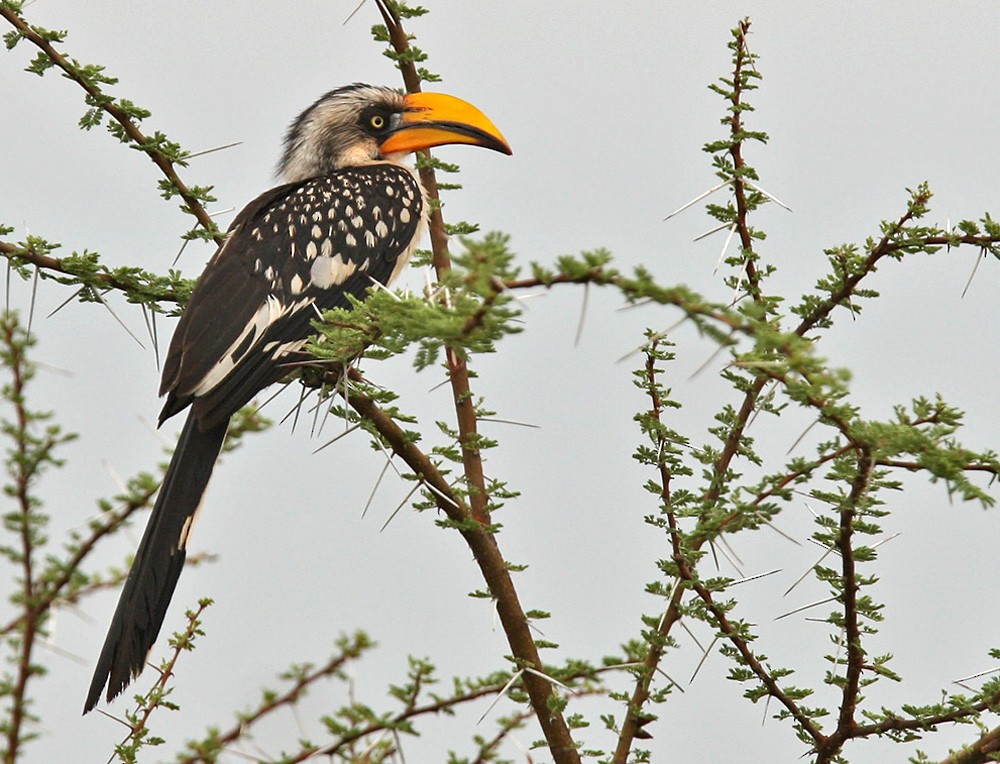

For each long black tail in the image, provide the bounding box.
[84,412,228,713]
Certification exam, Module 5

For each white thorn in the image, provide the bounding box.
[871,532,901,550]
[774,595,838,621]
[953,666,1000,685]
[93,289,146,349]
[664,180,732,221]
[745,181,792,212]
[713,224,739,275]
[727,568,782,587]
[689,635,720,683]
[783,547,835,597]
[312,422,361,454]
[574,282,589,347]
[478,416,540,429]
[367,275,401,300]
[693,221,732,242]
[763,520,802,546]
[961,247,985,299]
[379,480,422,532]
[362,457,394,518]
[185,141,243,159]
[478,669,523,724]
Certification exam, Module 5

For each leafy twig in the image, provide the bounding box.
[369,4,580,760]
[0,3,222,244]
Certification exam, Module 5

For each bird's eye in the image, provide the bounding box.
[369,113,387,131]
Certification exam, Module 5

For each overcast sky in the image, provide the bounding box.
[3,2,1000,762]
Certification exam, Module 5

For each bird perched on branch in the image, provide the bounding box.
[84,84,511,712]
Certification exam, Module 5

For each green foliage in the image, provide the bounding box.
[0,231,195,312]
[2,4,1000,764]
[308,232,523,371]
[601,19,1000,764]
[0,313,76,760]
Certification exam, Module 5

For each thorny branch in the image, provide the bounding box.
[0,4,222,245]
[371,2,580,761]
[0,482,158,640]
[341,364,580,761]
[613,24,776,757]
[177,634,372,764]
[829,451,874,756]
[0,240,186,307]
[2,3,999,761]
[373,0,492,527]
[611,347,678,761]
[2,318,43,764]
[938,724,1000,764]
[727,19,763,302]
[612,20,1000,763]
[678,561,826,750]
[113,600,212,760]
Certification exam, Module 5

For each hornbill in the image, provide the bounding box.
[84,84,510,712]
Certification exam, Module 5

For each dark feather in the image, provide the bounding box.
[160,164,421,428]
[84,414,228,712]
[86,162,423,711]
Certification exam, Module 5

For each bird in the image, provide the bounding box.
[84,83,511,713]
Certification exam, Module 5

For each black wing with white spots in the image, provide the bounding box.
[84,162,424,712]
[161,162,424,429]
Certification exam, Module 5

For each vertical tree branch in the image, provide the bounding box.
[373,0,492,526]
[0,316,74,763]
[728,19,762,301]
[816,448,875,762]
[2,320,37,764]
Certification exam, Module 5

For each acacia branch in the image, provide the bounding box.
[342,368,579,761]
[0,240,186,305]
[793,187,930,338]
[374,0,492,527]
[613,27,780,746]
[684,567,826,748]
[0,4,222,244]
[114,600,212,759]
[369,4,579,760]
[0,482,158,640]
[2,319,39,764]
[612,349,677,760]
[817,449,874,762]
[878,458,1000,477]
[938,723,1000,764]
[728,19,763,301]
[177,634,372,764]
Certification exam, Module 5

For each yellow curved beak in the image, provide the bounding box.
[380,92,512,157]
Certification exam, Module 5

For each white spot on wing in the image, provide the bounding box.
[310,253,357,288]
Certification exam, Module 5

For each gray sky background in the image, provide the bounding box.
[2,2,999,762]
